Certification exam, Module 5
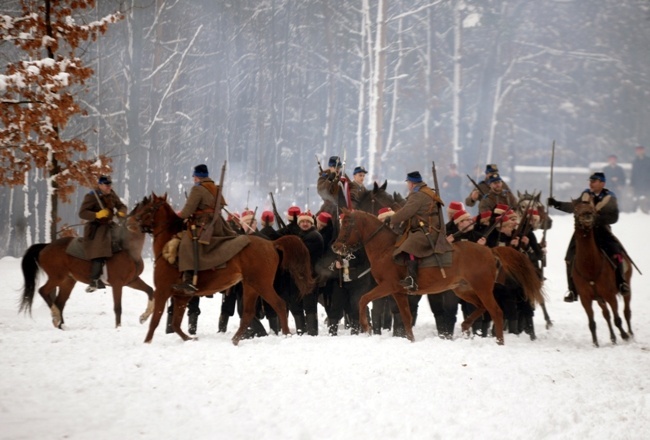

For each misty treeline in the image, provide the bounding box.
[1,0,649,257]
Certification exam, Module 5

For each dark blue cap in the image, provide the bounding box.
[98,175,112,185]
[353,166,368,175]
[485,164,499,174]
[193,164,209,178]
[488,174,503,184]
[589,172,606,182]
[406,171,422,183]
[328,156,342,168]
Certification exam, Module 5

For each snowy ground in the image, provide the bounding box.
[1,212,649,440]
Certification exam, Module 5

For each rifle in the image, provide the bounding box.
[198,160,227,245]
[513,191,538,250]
[540,140,555,268]
[432,161,453,252]
[268,192,287,230]
[315,154,324,174]
[466,174,486,198]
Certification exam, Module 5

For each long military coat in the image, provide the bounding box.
[79,189,127,260]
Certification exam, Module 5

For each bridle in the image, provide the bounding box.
[335,212,387,256]
[131,197,168,234]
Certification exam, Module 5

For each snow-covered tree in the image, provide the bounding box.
[0,0,121,240]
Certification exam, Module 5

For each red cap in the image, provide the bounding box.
[452,210,471,225]
[287,206,301,218]
[494,204,509,215]
[261,210,274,223]
[377,207,395,221]
[240,209,255,223]
[448,201,464,212]
[298,211,314,225]
[317,211,332,225]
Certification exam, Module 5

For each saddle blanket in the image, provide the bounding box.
[65,238,122,261]
[392,250,453,268]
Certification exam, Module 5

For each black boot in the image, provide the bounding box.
[564,261,577,302]
[523,315,536,341]
[371,306,382,335]
[392,313,407,338]
[188,312,199,335]
[294,313,306,335]
[306,313,318,336]
[615,258,631,296]
[350,319,360,335]
[242,317,268,339]
[217,314,229,333]
[399,259,419,292]
[86,259,106,292]
[165,304,173,334]
[172,271,198,295]
[268,316,280,335]
[328,320,338,336]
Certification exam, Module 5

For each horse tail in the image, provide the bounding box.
[492,246,546,306]
[274,235,316,297]
[20,243,48,315]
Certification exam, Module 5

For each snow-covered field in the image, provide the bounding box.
[1,212,649,440]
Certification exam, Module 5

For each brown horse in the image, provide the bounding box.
[332,209,545,344]
[20,215,154,328]
[573,200,632,346]
[130,193,315,345]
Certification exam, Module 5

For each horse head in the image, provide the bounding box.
[574,199,597,231]
[516,190,552,230]
[355,180,395,214]
[332,208,366,256]
[130,192,169,234]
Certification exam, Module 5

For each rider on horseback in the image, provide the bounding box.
[78,175,127,292]
[383,171,449,292]
[548,172,630,302]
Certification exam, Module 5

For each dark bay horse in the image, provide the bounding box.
[332,209,545,344]
[516,190,552,230]
[573,200,632,346]
[20,216,154,328]
[131,193,315,345]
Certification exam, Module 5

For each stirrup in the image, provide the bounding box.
[619,282,631,296]
[563,291,577,303]
[399,276,418,292]
[172,282,198,295]
[85,279,106,293]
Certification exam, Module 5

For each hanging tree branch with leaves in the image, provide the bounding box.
[0,0,122,240]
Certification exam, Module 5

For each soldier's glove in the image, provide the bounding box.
[383,216,392,226]
[547,197,560,209]
[117,211,126,218]
[95,208,110,219]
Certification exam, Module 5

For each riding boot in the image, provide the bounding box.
[294,313,306,335]
[268,316,280,335]
[172,271,198,295]
[615,257,630,296]
[507,318,519,335]
[86,258,106,292]
[564,261,577,302]
[306,313,318,336]
[399,259,419,292]
[188,312,199,335]
[218,314,229,333]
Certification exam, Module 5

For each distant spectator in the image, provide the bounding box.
[630,146,650,211]
[441,163,462,204]
[603,154,626,198]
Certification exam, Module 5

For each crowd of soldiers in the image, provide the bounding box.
[82,151,636,340]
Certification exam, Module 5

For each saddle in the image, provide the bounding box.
[392,250,453,268]
[65,237,123,261]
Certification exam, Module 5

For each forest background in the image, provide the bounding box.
[1,0,649,258]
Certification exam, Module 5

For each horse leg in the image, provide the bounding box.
[358,283,399,335]
[579,295,599,347]
[392,293,414,342]
[52,278,75,329]
[172,295,192,341]
[255,284,291,336]
[111,285,123,328]
[623,295,633,336]
[144,289,171,343]
[126,276,155,324]
[232,286,259,346]
[597,298,618,345]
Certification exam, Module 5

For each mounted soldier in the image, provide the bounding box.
[317,155,351,218]
[349,166,369,209]
[383,171,451,292]
[478,173,518,215]
[548,172,630,302]
[173,164,237,294]
[465,164,512,210]
[78,175,127,292]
